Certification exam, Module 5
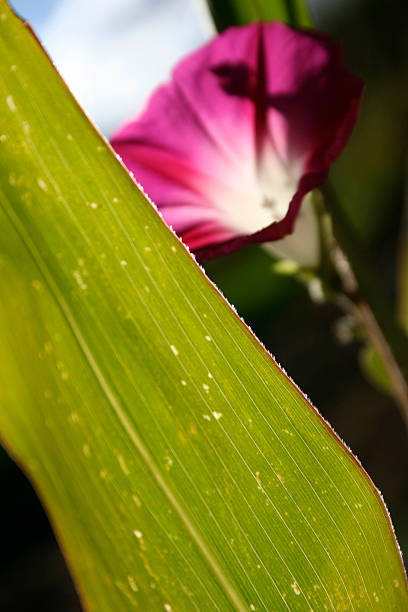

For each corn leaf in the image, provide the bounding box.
[0,3,407,610]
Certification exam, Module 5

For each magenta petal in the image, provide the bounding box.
[111,22,363,262]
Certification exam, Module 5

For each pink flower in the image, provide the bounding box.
[111,22,363,265]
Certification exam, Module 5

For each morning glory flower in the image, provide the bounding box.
[111,22,363,266]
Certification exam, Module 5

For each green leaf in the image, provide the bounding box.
[0,2,407,610]
[360,344,393,396]
[205,0,312,31]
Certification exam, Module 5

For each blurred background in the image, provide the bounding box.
[2,0,408,609]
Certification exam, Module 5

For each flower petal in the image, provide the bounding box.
[111,22,363,263]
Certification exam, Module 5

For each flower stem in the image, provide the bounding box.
[322,184,408,431]
[284,0,298,27]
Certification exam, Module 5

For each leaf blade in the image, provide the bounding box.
[0,3,407,611]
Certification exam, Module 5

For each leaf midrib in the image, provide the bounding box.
[0,182,248,611]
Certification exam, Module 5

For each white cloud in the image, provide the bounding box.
[40,0,212,135]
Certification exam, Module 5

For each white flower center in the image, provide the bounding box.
[205,144,320,267]
[215,147,300,235]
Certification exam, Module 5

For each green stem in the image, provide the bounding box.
[284,0,297,26]
[322,184,408,430]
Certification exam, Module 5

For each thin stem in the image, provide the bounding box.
[357,298,408,431]
[284,0,298,27]
[322,184,408,430]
